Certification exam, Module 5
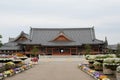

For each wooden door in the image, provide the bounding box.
[70,48,77,55]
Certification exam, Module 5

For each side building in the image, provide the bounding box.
[0,27,107,56]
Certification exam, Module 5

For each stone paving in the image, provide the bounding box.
[5,56,95,80]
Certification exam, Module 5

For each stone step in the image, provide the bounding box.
[39,55,85,58]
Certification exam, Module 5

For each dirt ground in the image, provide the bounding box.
[5,57,95,80]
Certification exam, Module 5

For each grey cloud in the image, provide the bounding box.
[0,0,120,44]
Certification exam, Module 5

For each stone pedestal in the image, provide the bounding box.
[116,72,120,80]
[103,65,113,74]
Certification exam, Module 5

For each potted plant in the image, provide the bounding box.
[87,55,96,68]
[103,58,120,74]
[103,58,114,74]
[93,61,103,71]
[0,73,4,80]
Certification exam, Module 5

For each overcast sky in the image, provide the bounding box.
[0,0,120,44]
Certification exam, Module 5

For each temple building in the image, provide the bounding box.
[0,27,107,56]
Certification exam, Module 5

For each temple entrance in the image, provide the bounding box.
[52,48,71,55]
[45,47,78,55]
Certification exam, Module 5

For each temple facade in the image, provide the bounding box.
[0,27,107,56]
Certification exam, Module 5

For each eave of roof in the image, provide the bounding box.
[0,46,21,50]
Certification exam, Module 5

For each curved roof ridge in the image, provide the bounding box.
[14,31,29,42]
[31,27,93,30]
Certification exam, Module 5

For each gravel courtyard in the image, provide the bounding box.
[5,57,95,80]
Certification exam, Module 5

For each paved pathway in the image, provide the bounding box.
[6,57,95,80]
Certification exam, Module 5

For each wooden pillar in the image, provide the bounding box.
[75,48,77,55]
[76,47,78,55]
[52,48,53,55]
[97,46,99,54]
[70,48,71,55]
[46,47,47,55]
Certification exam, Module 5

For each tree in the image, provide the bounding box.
[0,34,2,47]
[85,44,91,55]
[31,46,39,57]
[116,44,120,57]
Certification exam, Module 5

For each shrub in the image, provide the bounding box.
[117,66,120,73]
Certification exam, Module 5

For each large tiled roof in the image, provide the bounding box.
[21,27,104,46]
[0,42,21,50]
[107,45,117,50]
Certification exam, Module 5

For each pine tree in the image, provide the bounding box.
[116,44,120,57]
[0,34,2,47]
[85,44,91,55]
[31,46,39,57]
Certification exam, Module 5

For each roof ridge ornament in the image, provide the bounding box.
[59,31,65,35]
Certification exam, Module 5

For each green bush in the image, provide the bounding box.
[93,61,102,66]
